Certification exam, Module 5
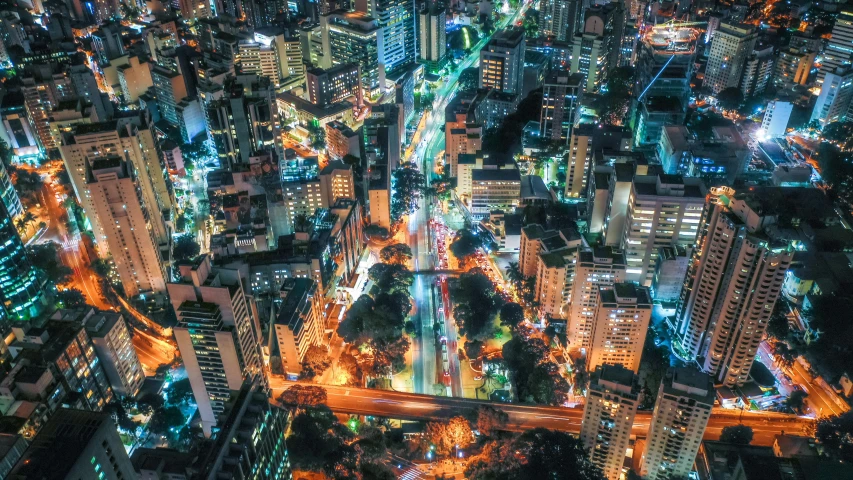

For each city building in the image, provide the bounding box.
[175,97,205,143]
[470,168,521,218]
[480,27,526,95]
[444,109,482,178]
[169,255,264,436]
[539,71,583,143]
[580,364,640,480]
[810,67,853,127]
[567,247,627,350]
[196,377,292,480]
[319,161,356,206]
[761,100,793,138]
[531,229,587,318]
[363,105,401,226]
[620,173,706,285]
[273,278,325,376]
[817,8,853,85]
[587,283,652,373]
[326,121,362,160]
[675,188,794,387]
[657,125,749,183]
[151,64,189,126]
[83,310,144,398]
[650,245,690,304]
[87,157,168,297]
[307,63,364,107]
[10,319,115,411]
[773,48,815,93]
[640,367,714,480]
[0,201,46,322]
[355,0,415,73]
[254,28,306,91]
[131,448,193,479]
[321,11,384,95]
[704,23,758,95]
[570,3,624,92]
[537,0,580,41]
[634,96,687,147]
[206,75,282,167]
[8,409,135,480]
[117,56,154,103]
[238,40,281,87]
[740,43,774,98]
[60,120,173,259]
[418,2,446,70]
[566,124,633,199]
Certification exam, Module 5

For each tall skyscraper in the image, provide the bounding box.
[704,22,758,95]
[619,173,706,286]
[567,247,627,350]
[83,310,145,398]
[675,189,794,387]
[60,119,173,260]
[196,377,293,480]
[810,67,853,127]
[817,8,853,85]
[8,409,135,480]
[640,367,714,480]
[538,0,580,41]
[274,278,325,376]
[587,283,651,373]
[480,27,526,95]
[169,255,264,436]
[0,201,45,322]
[355,0,415,73]
[580,364,640,480]
[418,2,446,70]
[570,2,625,92]
[539,71,584,144]
[320,11,385,95]
[87,157,168,297]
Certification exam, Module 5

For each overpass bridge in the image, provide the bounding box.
[270,381,814,446]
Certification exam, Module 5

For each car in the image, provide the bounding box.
[444,370,450,377]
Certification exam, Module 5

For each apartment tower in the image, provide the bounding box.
[587,283,652,373]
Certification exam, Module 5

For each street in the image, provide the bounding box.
[270,381,815,446]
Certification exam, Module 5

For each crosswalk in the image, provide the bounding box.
[61,234,81,250]
[397,468,425,480]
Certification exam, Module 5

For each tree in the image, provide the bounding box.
[502,328,569,405]
[638,331,669,407]
[306,119,326,151]
[465,428,605,480]
[12,169,43,201]
[719,424,754,444]
[165,378,194,406]
[28,242,73,284]
[278,385,328,409]
[367,263,414,295]
[424,416,473,454]
[148,406,186,435]
[785,389,808,415]
[379,243,412,265]
[816,411,853,462]
[476,405,509,437]
[342,154,363,176]
[390,162,426,225]
[338,352,363,386]
[56,288,88,308]
[91,258,112,277]
[367,336,409,376]
[821,122,853,150]
[774,342,797,370]
[449,229,485,268]
[593,67,634,125]
[767,302,791,341]
[300,345,332,380]
[504,262,524,291]
[717,87,744,111]
[499,302,525,328]
[287,406,356,473]
[172,234,200,262]
[452,270,505,340]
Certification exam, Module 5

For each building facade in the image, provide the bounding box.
[587,283,652,373]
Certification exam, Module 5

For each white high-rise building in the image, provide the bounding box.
[84,310,145,398]
[580,364,640,480]
[587,283,652,373]
[87,157,168,297]
[640,367,715,480]
[537,0,579,41]
[620,173,706,286]
[531,229,587,318]
[59,119,173,260]
[480,27,526,95]
[761,100,793,138]
[567,247,627,350]
[169,255,264,436]
[817,8,853,85]
[418,3,446,67]
[675,188,794,387]
[704,23,758,95]
[810,67,853,127]
[237,41,281,87]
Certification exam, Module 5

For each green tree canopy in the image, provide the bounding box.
[452,269,505,340]
[719,424,754,444]
[390,162,426,225]
[172,234,201,262]
[379,243,412,265]
[717,87,744,111]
